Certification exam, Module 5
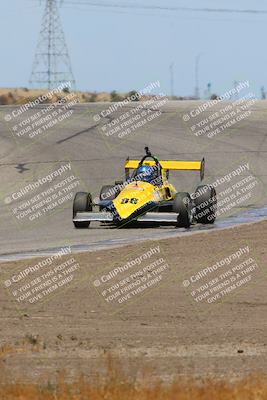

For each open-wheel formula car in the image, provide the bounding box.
[73,147,217,229]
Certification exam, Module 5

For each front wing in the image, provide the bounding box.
[73,211,179,224]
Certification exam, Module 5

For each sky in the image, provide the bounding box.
[1,0,267,97]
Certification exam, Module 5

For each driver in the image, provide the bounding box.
[135,165,160,185]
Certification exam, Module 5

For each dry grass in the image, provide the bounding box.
[0,87,124,105]
[0,335,44,359]
[0,357,266,400]
[0,87,167,105]
[1,374,267,400]
[0,87,109,104]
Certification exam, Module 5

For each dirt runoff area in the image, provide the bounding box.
[0,220,266,384]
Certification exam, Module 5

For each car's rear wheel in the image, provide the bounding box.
[73,192,92,228]
[194,185,217,224]
[173,192,192,228]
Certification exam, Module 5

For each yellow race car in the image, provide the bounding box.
[73,147,217,229]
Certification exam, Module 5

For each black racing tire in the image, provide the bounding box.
[194,185,217,224]
[73,192,92,228]
[173,192,192,228]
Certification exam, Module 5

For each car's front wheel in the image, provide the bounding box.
[73,192,92,228]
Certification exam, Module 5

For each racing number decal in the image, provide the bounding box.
[121,198,138,204]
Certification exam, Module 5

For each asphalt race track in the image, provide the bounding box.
[0,99,266,257]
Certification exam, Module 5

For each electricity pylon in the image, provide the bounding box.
[29,0,75,89]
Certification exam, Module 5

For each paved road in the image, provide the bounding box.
[0,99,266,256]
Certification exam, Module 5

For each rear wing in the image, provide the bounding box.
[125,158,205,180]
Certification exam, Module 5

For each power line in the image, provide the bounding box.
[59,1,267,15]
[169,62,174,98]
[27,0,267,20]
